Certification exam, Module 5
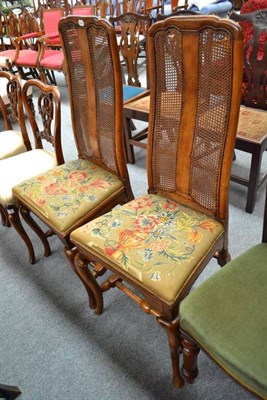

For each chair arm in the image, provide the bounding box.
[15,31,45,43]
[38,32,60,43]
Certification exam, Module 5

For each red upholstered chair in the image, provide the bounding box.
[14,8,65,84]
[0,12,21,72]
[70,4,96,15]
[36,8,66,84]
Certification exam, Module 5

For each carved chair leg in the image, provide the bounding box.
[65,248,103,315]
[0,205,11,227]
[20,206,51,257]
[0,383,21,399]
[8,206,35,264]
[157,316,184,388]
[181,336,200,384]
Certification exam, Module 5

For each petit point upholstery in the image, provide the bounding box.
[68,16,243,388]
[12,17,133,262]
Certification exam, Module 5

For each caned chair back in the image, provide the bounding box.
[146,16,243,221]
[58,16,128,181]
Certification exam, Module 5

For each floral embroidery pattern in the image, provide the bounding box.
[14,159,123,230]
[77,194,224,283]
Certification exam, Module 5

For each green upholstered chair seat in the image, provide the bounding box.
[0,149,57,206]
[0,130,27,160]
[13,159,124,235]
[70,194,224,304]
[180,243,267,399]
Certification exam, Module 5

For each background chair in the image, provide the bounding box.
[180,180,267,400]
[68,16,243,388]
[230,8,267,213]
[0,78,63,263]
[0,71,30,227]
[110,11,151,164]
[0,11,21,72]
[0,71,31,162]
[14,9,42,79]
[12,16,133,263]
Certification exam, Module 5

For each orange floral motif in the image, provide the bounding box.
[188,230,202,243]
[133,215,159,233]
[44,183,67,196]
[91,178,113,189]
[163,201,179,211]
[151,239,171,251]
[199,220,217,233]
[129,197,153,210]
[67,171,88,182]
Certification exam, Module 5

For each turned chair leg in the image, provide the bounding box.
[8,206,35,264]
[181,335,200,384]
[65,248,103,315]
[157,316,184,388]
[20,206,51,257]
[0,383,21,399]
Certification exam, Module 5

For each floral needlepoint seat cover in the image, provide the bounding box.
[70,194,224,304]
[12,159,124,235]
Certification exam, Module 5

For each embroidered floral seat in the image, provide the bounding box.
[71,194,224,303]
[13,159,125,235]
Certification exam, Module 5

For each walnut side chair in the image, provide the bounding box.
[12,17,134,265]
[180,174,267,399]
[68,16,243,388]
[229,9,267,213]
[0,78,64,264]
[109,11,151,164]
[0,71,31,227]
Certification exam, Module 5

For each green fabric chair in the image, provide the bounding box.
[180,185,267,399]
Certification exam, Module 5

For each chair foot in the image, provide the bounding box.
[181,336,200,384]
[20,206,51,258]
[0,383,21,399]
[65,248,103,315]
[157,316,184,388]
[215,248,231,267]
[8,207,35,264]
